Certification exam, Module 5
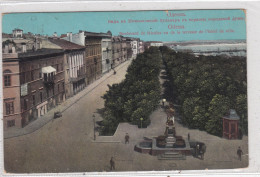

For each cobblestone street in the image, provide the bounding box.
[4,61,248,173]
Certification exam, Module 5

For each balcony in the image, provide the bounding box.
[69,68,86,82]
[42,66,56,86]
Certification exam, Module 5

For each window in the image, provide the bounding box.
[40,92,43,102]
[57,64,59,72]
[21,72,25,83]
[3,70,11,86]
[39,72,42,79]
[31,71,34,81]
[44,73,47,82]
[7,120,15,127]
[24,99,27,110]
[5,102,14,115]
[32,95,36,105]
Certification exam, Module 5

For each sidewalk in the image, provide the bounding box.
[4,60,131,139]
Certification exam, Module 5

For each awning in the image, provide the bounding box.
[42,66,56,74]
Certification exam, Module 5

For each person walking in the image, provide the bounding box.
[188,133,190,141]
[125,133,130,144]
[237,147,243,161]
[110,157,115,170]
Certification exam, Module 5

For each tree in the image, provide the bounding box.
[205,94,230,136]
[236,94,248,135]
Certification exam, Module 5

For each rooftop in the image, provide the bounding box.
[18,48,64,59]
[13,28,23,31]
[223,109,240,120]
[84,31,111,38]
[48,38,85,50]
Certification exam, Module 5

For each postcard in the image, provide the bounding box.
[2,9,248,174]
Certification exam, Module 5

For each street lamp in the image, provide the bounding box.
[93,114,96,141]
[140,117,143,128]
[162,98,166,107]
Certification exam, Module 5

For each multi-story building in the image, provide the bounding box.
[3,52,21,129]
[139,40,145,53]
[62,31,85,46]
[131,38,140,58]
[112,36,124,68]
[62,31,111,84]
[12,28,23,38]
[48,38,86,98]
[101,31,112,74]
[125,37,134,60]
[84,32,103,84]
[2,41,65,129]
[121,37,128,62]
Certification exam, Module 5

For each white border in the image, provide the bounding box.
[1,0,260,176]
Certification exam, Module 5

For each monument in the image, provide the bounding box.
[134,106,206,160]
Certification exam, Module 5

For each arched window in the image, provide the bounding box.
[3,69,12,86]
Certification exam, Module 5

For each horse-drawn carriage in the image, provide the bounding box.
[190,141,206,160]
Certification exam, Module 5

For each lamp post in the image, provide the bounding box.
[140,117,143,128]
[93,114,96,141]
[162,98,166,107]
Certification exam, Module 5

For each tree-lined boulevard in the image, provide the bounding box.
[4,48,248,173]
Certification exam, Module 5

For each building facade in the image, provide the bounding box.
[131,38,140,58]
[12,28,23,38]
[2,41,65,129]
[3,53,21,129]
[101,32,112,74]
[48,38,86,98]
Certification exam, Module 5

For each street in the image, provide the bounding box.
[4,60,248,173]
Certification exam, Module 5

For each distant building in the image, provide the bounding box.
[131,38,140,58]
[62,31,111,84]
[53,32,58,37]
[125,37,134,60]
[112,36,122,68]
[62,31,85,46]
[150,42,163,47]
[84,31,110,84]
[139,41,145,53]
[101,31,112,74]
[12,28,23,38]
[121,37,128,62]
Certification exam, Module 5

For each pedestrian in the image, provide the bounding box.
[188,133,190,141]
[110,157,115,170]
[125,133,130,144]
[237,146,243,161]
[195,143,200,158]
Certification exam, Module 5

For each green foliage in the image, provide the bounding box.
[101,47,162,135]
[235,94,248,135]
[183,97,207,130]
[205,94,230,136]
[161,47,247,137]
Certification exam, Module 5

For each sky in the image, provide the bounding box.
[2,10,246,42]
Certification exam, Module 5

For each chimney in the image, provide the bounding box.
[69,32,72,42]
